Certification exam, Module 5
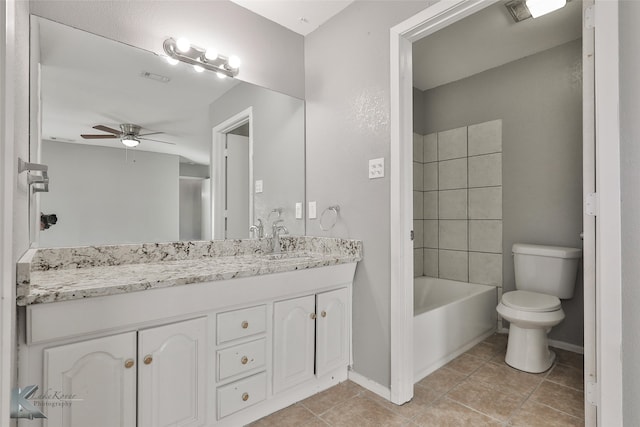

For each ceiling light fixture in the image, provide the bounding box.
[505,0,567,22]
[163,38,240,78]
[121,135,140,148]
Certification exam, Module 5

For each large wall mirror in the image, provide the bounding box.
[30,16,305,248]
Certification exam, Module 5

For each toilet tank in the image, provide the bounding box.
[513,243,582,299]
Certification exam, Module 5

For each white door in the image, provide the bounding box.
[273,295,315,393]
[44,332,137,427]
[316,288,350,377]
[138,317,207,427]
[225,134,250,239]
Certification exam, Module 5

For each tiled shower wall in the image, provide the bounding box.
[413,120,503,288]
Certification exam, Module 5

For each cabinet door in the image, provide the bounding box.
[316,288,350,377]
[273,295,315,393]
[44,332,137,427]
[138,317,207,427]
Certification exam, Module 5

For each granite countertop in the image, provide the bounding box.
[17,237,362,306]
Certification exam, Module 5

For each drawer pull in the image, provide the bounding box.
[242,392,249,402]
[143,355,153,365]
[241,320,249,329]
[310,313,316,320]
[124,359,134,369]
[241,356,249,365]
[321,310,327,318]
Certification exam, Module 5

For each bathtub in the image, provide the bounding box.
[413,277,497,382]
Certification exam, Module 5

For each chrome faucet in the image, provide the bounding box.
[249,219,264,239]
[271,219,289,253]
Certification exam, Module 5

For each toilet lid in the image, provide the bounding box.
[502,291,561,312]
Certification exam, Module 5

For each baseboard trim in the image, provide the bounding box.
[347,369,391,400]
[499,327,584,354]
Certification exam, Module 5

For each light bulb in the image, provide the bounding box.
[216,72,227,79]
[176,38,191,53]
[228,55,241,69]
[165,56,179,65]
[121,136,139,148]
[205,48,218,61]
[526,0,566,18]
[193,65,205,73]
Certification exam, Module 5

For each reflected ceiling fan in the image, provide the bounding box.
[80,124,175,148]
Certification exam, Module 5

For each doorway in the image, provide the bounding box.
[389,0,608,425]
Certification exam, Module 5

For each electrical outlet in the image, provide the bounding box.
[369,158,384,179]
[309,201,317,219]
[295,202,303,219]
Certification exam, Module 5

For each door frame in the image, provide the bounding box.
[211,107,254,240]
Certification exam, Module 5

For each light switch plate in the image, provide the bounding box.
[295,202,303,219]
[309,201,317,219]
[369,158,384,179]
[255,180,263,193]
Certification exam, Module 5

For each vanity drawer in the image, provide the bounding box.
[217,371,267,419]
[218,338,266,381]
[217,305,266,344]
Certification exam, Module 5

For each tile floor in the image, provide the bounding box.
[250,333,584,426]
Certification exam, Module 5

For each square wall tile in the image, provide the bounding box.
[439,220,468,251]
[414,249,424,277]
[438,127,467,161]
[439,189,467,220]
[424,220,438,248]
[469,252,502,286]
[424,249,438,277]
[413,162,424,191]
[439,158,467,190]
[413,133,424,163]
[424,163,438,191]
[439,250,468,282]
[424,191,438,220]
[414,191,424,220]
[469,187,502,219]
[469,119,502,156]
[469,153,502,188]
[424,133,438,163]
[413,220,424,248]
[469,220,503,253]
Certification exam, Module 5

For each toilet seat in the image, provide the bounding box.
[501,290,561,312]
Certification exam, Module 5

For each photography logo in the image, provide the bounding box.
[11,385,83,419]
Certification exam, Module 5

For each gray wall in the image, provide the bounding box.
[40,140,179,247]
[179,178,204,241]
[210,83,305,236]
[305,0,433,388]
[620,1,640,424]
[421,40,584,346]
[29,1,304,99]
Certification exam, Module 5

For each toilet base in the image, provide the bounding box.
[505,324,555,373]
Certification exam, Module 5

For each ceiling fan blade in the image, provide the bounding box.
[81,134,119,139]
[93,125,122,135]
[139,137,176,145]
[138,132,164,137]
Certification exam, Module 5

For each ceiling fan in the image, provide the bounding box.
[80,124,175,148]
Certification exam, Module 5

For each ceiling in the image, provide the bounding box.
[413,0,582,91]
[229,0,354,36]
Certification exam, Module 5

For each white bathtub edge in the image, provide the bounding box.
[414,328,495,383]
[347,369,391,400]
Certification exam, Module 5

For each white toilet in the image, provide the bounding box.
[497,243,582,373]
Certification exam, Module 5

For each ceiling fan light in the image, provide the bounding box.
[121,136,139,147]
[526,0,566,18]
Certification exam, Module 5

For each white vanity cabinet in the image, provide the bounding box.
[42,317,207,427]
[273,287,350,394]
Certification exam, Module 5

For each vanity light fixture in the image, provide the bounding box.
[505,0,567,22]
[121,135,140,148]
[163,38,240,78]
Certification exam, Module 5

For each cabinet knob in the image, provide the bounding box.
[321,310,327,318]
[124,359,135,369]
[310,313,317,320]
[241,320,249,329]
[242,392,249,402]
[143,355,153,365]
[241,356,249,365]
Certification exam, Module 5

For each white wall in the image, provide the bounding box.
[619,0,640,423]
[305,0,433,388]
[179,178,204,241]
[420,40,584,346]
[210,83,305,236]
[29,1,304,99]
[40,140,179,247]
